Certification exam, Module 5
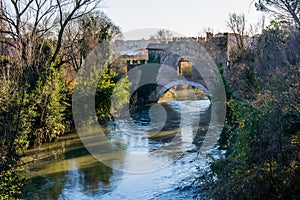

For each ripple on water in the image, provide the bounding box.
[23,100,213,199]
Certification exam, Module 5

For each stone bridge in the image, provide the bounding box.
[128,40,220,105]
[155,80,211,101]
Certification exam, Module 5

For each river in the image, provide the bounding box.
[22,100,219,199]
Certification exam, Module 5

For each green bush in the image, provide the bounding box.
[0,169,24,200]
[207,22,300,200]
[28,68,68,146]
[0,80,28,199]
[0,67,69,198]
[211,101,300,199]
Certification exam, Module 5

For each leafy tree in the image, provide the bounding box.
[29,67,68,146]
[0,0,122,198]
[211,101,300,200]
[76,65,131,125]
[0,80,27,200]
[207,15,300,200]
[67,11,121,71]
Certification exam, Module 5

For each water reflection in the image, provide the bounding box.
[23,100,212,199]
[59,160,116,199]
[23,136,121,199]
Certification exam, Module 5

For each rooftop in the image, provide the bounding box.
[146,43,168,50]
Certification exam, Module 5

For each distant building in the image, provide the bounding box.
[113,32,254,74]
[147,43,168,63]
[145,32,250,71]
[113,39,159,53]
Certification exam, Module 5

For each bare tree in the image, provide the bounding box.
[227,13,247,50]
[0,0,106,158]
[249,15,266,35]
[0,0,102,80]
[150,29,173,43]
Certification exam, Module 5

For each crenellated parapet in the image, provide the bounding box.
[121,32,249,75]
[126,59,148,71]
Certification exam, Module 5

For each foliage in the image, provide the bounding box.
[74,64,131,126]
[0,67,69,198]
[207,16,300,200]
[28,68,69,146]
[0,1,121,197]
[0,169,24,200]
[216,63,233,149]
[79,12,121,59]
[0,77,32,199]
[211,101,300,200]
[95,67,131,123]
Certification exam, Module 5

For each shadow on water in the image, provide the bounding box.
[22,100,212,199]
[23,161,118,199]
[130,102,181,143]
[22,136,122,200]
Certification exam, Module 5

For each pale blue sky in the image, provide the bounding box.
[102,0,267,37]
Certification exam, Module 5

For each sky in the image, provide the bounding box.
[102,0,268,39]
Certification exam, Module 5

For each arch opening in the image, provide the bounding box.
[156,80,211,102]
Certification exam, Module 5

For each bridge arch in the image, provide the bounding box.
[155,80,211,102]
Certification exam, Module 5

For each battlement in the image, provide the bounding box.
[172,37,203,42]
[126,59,148,71]
[122,32,249,73]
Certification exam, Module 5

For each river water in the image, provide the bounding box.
[23,100,217,200]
